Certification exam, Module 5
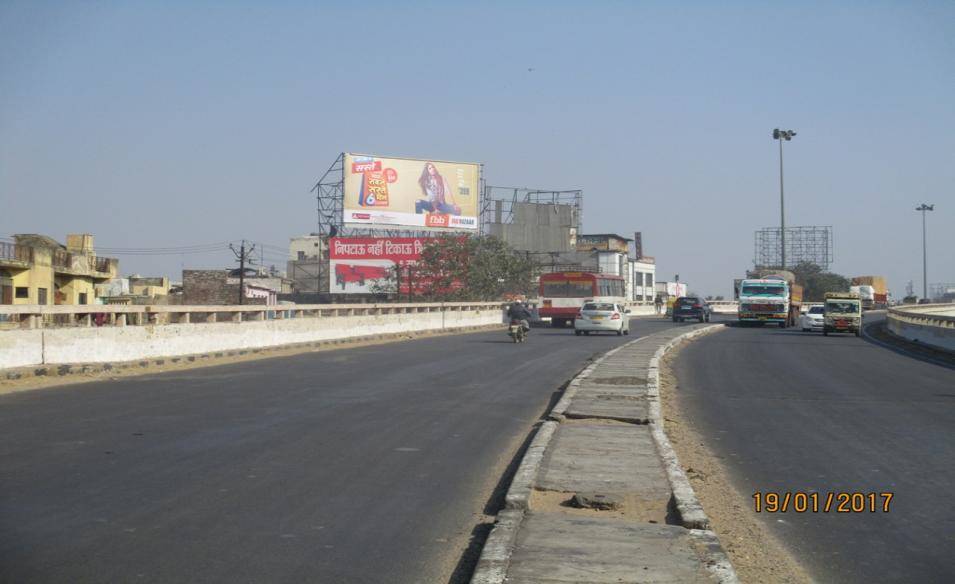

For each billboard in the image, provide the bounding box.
[330,236,460,295]
[575,234,630,253]
[343,154,480,231]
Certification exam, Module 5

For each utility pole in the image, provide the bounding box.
[773,129,796,269]
[916,204,934,301]
[230,240,255,305]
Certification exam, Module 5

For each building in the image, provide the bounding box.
[182,269,286,305]
[630,258,656,303]
[96,276,172,305]
[0,234,118,305]
[286,234,326,294]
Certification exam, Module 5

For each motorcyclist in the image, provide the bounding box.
[507,301,532,332]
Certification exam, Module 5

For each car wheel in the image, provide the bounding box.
[575,330,582,336]
[583,331,590,336]
[623,329,630,335]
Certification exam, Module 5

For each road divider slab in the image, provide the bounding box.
[471,323,737,584]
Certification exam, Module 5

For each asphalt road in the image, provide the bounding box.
[673,315,955,583]
[0,316,685,584]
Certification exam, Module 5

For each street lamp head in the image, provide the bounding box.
[773,129,796,141]
[916,204,935,211]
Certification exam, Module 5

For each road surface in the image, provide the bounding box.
[1,316,686,584]
[673,316,955,583]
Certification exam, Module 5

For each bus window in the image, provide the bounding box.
[542,280,593,298]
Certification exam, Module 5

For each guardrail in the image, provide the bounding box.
[886,303,955,352]
[0,302,506,330]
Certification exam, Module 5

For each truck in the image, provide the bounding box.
[823,292,862,336]
[737,270,803,328]
[851,276,888,309]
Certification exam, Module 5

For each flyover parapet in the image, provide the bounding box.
[886,303,955,352]
[0,302,506,371]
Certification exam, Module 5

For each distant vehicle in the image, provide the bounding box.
[823,292,862,336]
[850,285,876,310]
[539,272,627,328]
[672,297,711,323]
[851,276,888,309]
[799,305,825,332]
[574,301,630,336]
[508,318,528,343]
[737,272,803,327]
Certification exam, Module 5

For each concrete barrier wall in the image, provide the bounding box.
[2,306,504,370]
[886,304,955,352]
[0,329,44,370]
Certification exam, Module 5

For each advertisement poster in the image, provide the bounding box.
[329,236,439,295]
[343,154,480,230]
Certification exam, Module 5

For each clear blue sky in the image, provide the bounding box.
[2,1,953,298]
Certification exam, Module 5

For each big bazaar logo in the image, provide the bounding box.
[351,213,371,220]
[425,214,450,227]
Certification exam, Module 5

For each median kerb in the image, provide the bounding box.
[472,324,737,584]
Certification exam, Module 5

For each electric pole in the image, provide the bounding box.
[230,240,255,305]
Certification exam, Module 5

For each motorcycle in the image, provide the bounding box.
[508,318,528,343]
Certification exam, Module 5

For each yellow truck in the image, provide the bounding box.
[823,292,862,336]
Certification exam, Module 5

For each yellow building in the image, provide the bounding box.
[0,234,118,305]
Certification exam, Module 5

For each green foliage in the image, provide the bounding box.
[398,235,537,301]
[790,261,851,301]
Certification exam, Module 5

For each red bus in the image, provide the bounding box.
[538,272,627,327]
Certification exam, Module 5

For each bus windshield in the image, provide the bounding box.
[741,284,785,297]
[541,280,594,298]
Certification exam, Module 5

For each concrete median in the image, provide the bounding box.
[471,324,737,584]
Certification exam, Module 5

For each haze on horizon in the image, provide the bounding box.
[2,1,953,299]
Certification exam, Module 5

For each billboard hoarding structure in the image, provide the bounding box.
[329,236,462,296]
[342,154,480,231]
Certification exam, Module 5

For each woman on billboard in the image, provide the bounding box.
[415,162,461,215]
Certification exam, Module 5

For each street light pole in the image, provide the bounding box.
[916,204,934,301]
[773,129,796,269]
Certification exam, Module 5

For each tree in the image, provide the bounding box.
[374,235,537,302]
[789,261,851,301]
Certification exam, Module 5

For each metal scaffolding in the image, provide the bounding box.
[754,226,833,270]
[481,186,582,234]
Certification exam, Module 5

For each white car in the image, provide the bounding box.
[574,302,631,336]
[799,305,825,332]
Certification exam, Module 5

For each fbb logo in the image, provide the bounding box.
[425,214,449,227]
[351,160,381,174]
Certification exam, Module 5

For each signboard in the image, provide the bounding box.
[330,236,457,295]
[343,154,480,231]
[575,234,630,253]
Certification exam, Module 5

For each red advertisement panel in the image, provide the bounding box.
[330,237,440,295]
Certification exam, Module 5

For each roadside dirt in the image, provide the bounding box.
[0,324,503,395]
[660,349,814,584]
[528,489,669,523]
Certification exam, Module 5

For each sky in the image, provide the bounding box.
[1,1,953,299]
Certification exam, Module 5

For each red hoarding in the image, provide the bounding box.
[329,237,438,295]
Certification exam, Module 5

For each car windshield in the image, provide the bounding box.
[583,303,614,311]
[678,298,699,305]
[826,301,859,314]
[741,284,785,296]
[809,306,825,314]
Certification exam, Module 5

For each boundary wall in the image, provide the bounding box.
[0,303,505,370]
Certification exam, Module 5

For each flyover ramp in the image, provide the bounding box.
[0,316,687,583]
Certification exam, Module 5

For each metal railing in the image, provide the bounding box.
[0,301,507,329]
[90,256,111,273]
[51,249,72,269]
[0,242,33,263]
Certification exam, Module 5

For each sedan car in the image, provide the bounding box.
[799,305,825,332]
[672,297,711,323]
[574,302,630,336]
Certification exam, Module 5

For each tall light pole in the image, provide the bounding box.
[916,203,934,301]
[772,129,796,269]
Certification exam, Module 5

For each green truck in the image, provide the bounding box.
[823,292,862,336]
